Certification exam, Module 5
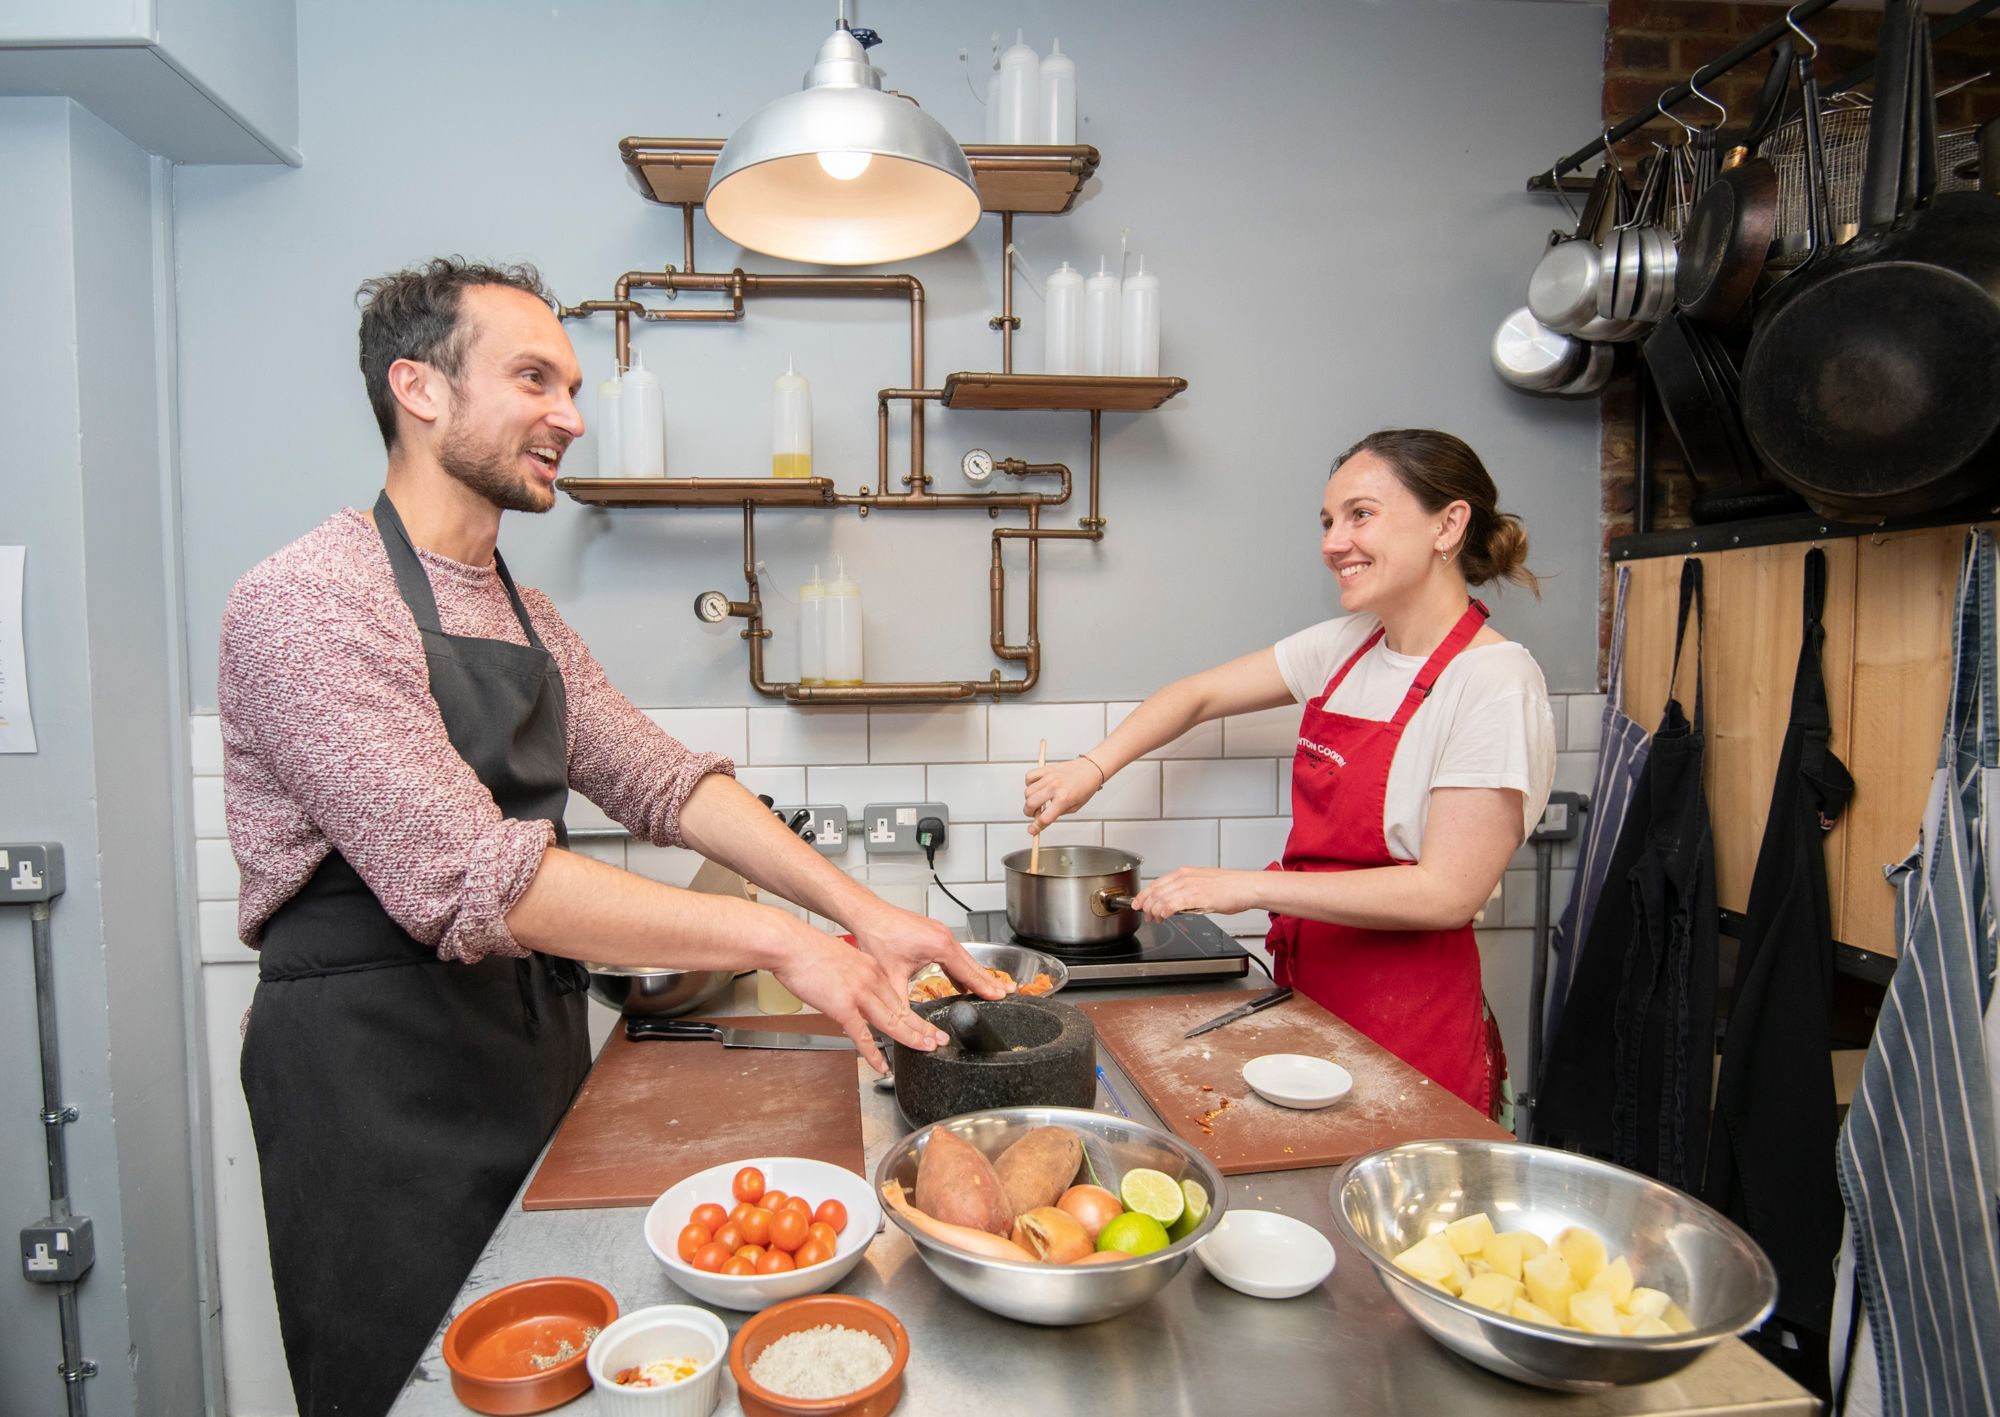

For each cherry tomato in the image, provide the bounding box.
[739,1206,774,1247]
[713,1222,744,1253]
[721,1256,756,1276]
[793,1238,832,1268]
[728,1201,756,1225]
[732,1167,766,1204]
[733,1244,765,1266]
[756,1248,796,1274]
[806,1222,839,1253]
[676,1223,711,1263]
[760,1190,790,1213]
[692,1241,732,1273]
[814,1199,849,1233]
[690,1203,729,1233]
[782,1195,813,1218]
[770,1208,810,1254]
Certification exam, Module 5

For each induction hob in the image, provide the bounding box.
[966,909,1253,986]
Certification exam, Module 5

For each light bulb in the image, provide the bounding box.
[816,149,873,181]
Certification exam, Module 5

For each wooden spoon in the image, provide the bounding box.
[1029,738,1047,873]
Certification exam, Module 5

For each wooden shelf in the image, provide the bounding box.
[557,477,836,508]
[941,372,1187,412]
[618,139,1100,215]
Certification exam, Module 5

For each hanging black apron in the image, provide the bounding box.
[1537,558,1718,1193]
[241,492,589,1417]
[1706,548,1850,1398]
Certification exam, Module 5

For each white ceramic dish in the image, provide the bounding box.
[1242,1053,1353,1109]
[586,1305,728,1417]
[643,1157,882,1312]
[1196,1210,1337,1299]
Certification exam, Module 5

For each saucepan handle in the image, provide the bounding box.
[1091,889,1135,917]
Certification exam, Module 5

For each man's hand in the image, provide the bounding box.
[848,902,1008,1003]
[1131,867,1264,922]
[770,922,953,1074]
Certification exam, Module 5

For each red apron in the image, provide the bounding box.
[1266,600,1498,1114]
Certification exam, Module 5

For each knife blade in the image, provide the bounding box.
[1183,986,1294,1039]
[625,1018,856,1051]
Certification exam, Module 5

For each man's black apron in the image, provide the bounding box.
[1705,547,1850,1398]
[241,492,590,1417]
[1538,558,1718,1193]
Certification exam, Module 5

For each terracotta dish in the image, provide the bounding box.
[727,1293,910,1417]
[441,1276,619,1415]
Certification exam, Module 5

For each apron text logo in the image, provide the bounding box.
[1299,737,1347,767]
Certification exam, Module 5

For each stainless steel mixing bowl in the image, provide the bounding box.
[581,963,737,1017]
[873,1105,1225,1326]
[909,942,1070,1001]
[1332,1139,1776,1391]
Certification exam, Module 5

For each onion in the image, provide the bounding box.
[1057,1184,1124,1242]
[1011,1207,1094,1264]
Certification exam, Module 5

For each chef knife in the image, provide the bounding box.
[625,1018,856,1051]
[1182,986,1294,1039]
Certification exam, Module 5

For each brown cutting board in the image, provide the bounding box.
[1082,992,1510,1176]
[521,1013,864,1210]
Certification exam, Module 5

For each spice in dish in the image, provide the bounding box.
[614,1355,703,1387]
[748,1323,892,1398]
[526,1325,599,1370]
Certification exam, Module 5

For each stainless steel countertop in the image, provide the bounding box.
[388,971,1816,1416]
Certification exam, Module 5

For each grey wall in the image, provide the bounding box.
[174,0,1608,713]
[0,97,206,1417]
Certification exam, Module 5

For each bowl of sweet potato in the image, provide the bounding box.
[872,1107,1225,1326]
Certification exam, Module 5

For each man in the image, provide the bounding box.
[221,257,996,1417]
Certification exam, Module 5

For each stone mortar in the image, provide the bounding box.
[893,996,1096,1130]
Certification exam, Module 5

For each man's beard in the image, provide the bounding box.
[438,421,555,514]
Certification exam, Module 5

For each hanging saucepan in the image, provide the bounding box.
[1677,40,1793,325]
[1491,306,1589,393]
[1741,2,2000,519]
[1528,160,1623,335]
[1002,844,1143,945]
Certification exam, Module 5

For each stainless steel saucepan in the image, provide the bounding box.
[1002,844,1143,945]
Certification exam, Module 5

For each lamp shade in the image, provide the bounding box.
[707,27,982,266]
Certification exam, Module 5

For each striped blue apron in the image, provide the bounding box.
[1830,530,2000,1416]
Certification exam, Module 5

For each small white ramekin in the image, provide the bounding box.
[585,1304,730,1417]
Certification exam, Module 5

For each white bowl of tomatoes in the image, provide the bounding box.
[642,1158,881,1312]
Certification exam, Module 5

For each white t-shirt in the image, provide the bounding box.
[1272,614,1557,863]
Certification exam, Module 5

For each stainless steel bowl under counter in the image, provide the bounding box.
[581,962,738,1017]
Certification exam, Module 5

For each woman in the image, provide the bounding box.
[1025,429,1555,1116]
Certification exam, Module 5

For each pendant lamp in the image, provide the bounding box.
[706,19,981,267]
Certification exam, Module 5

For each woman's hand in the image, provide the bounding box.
[847,901,1008,1003]
[770,921,951,1074]
[1024,758,1105,834]
[1131,867,1266,922]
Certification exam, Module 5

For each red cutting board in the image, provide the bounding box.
[1082,992,1510,1176]
[521,1014,864,1211]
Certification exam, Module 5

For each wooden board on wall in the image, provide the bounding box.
[1617,524,1990,958]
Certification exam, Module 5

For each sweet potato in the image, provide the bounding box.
[994,1125,1084,1217]
[914,1125,1013,1234]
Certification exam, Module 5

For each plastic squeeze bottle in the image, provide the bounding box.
[997,32,1039,145]
[1043,260,1083,374]
[1120,257,1160,377]
[798,566,826,686]
[823,557,864,685]
[1082,258,1122,376]
[619,347,665,477]
[984,33,1002,143]
[595,364,623,476]
[772,358,812,478]
[1040,39,1076,145]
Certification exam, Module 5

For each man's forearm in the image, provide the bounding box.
[673,774,889,930]
[505,846,792,968]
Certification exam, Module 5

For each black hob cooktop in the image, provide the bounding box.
[966,909,1253,986]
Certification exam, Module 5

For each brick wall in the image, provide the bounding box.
[1591,0,2000,679]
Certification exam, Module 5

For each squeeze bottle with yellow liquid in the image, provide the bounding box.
[772,358,813,478]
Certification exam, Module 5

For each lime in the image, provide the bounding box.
[1119,1167,1186,1226]
[1096,1211,1170,1257]
[1165,1179,1210,1241]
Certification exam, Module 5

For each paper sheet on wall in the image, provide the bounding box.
[0,547,36,753]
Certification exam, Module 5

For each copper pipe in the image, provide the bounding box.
[1084,409,1105,530]
[681,205,697,273]
[992,211,1018,373]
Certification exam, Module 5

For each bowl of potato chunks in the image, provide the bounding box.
[1332,1140,1776,1391]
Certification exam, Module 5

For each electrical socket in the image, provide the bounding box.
[20,1217,93,1283]
[772,803,850,857]
[0,843,65,904]
[861,802,949,858]
[1531,790,1587,844]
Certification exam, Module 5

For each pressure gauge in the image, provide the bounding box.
[693,590,733,624]
[961,448,995,485]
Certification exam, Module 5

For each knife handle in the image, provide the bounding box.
[1246,986,1294,1016]
[625,1018,722,1043]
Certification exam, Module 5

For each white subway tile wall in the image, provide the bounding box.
[1107,702,1222,759]
[644,707,748,765]
[988,702,1106,762]
[869,704,987,763]
[1162,758,1278,818]
[747,705,867,765]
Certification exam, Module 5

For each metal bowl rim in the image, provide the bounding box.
[1000,845,1143,878]
[873,1104,1224,1273]
[935,942,1071,999]
[580,962,743,980]
[1330,1138,1777,1349]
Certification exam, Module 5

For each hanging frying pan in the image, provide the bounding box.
[1741,2,2000,519]
[1642,308,1751,486]
[1677,42,1793,325]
